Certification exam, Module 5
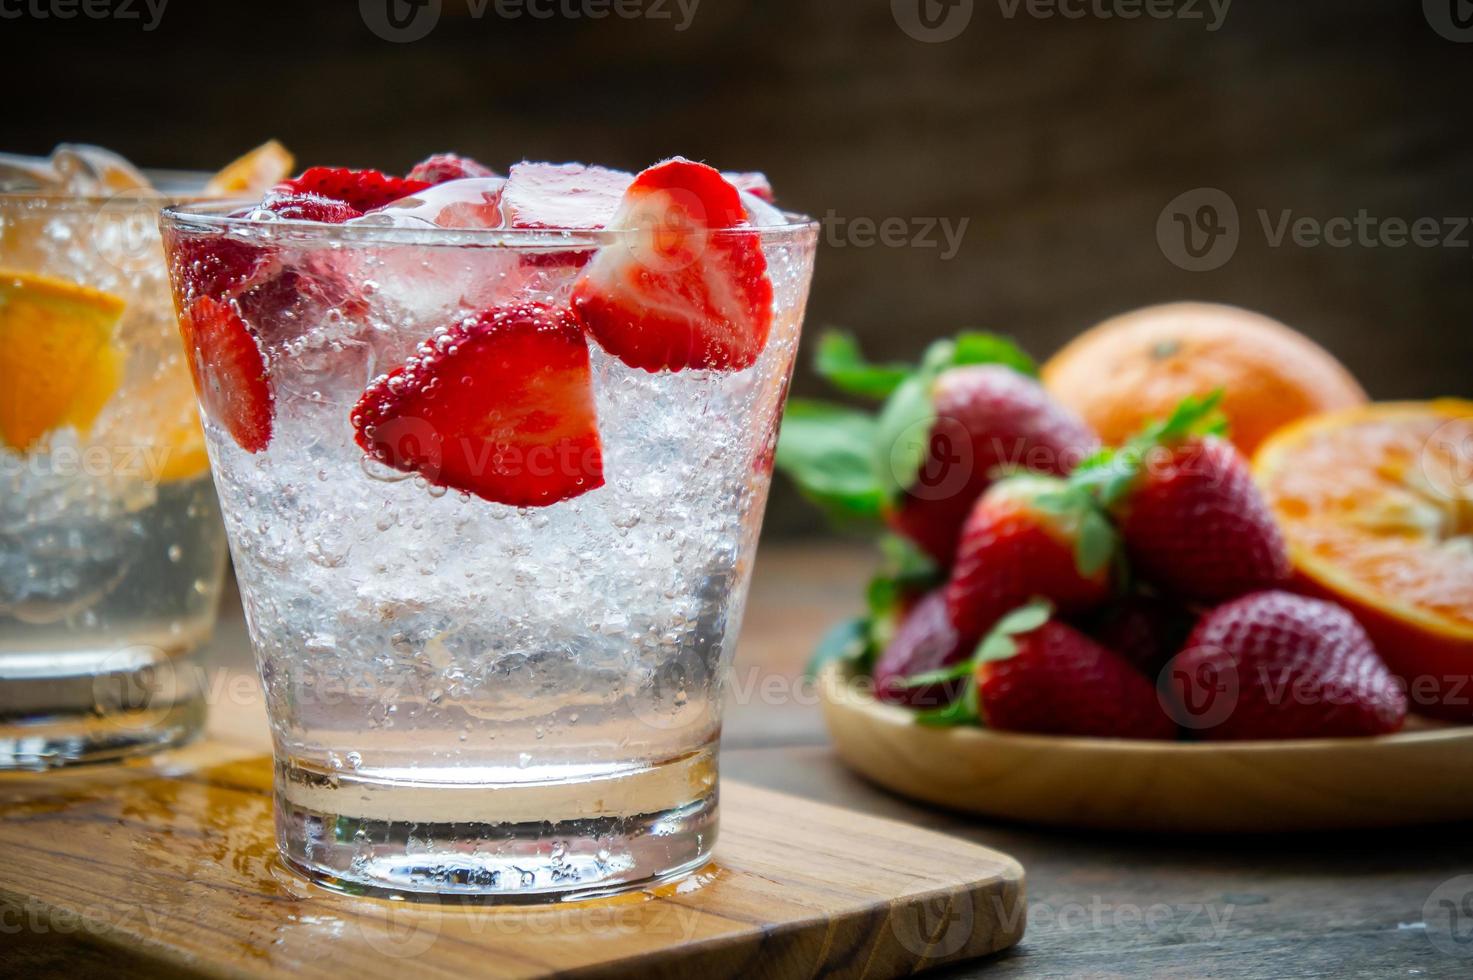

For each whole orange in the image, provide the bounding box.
[1041,303,1367,455]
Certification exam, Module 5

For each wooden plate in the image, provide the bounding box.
[818,661,1473,832]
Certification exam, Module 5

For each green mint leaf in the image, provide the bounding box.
[813,331,913,400]
[873,374,937,504]
[949,331,1038,377]
[775,400,886,523]
[805,616,870,679]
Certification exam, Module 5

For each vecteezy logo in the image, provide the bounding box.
[894,416,973,502]
[1157,649,1238,730]
[1425,876,1473,957]
[1421,416,1473,502]
[892,0,974,43]
[890,886,975,959]
[361,0,442,43]
[1425,0,1473,42]
[1156,187,1240,272]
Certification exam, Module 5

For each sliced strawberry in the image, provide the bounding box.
[407,153,497,185]
[274,166,429,213]
[166,228,271,303]
[723,171,774,203]
[351,303,604,507]
[179,296,273,453]
[571,158,774,372]
[259,192,363,224]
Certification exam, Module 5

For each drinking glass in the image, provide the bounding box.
[0,191,229,768]
[160,201,818,900]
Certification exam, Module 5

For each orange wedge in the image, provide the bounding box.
[0,269,126,452]
[204,140,294,198]
[1254,401,1473,719]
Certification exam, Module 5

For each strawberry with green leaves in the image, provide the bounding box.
[902,600,1177,738]
[774,331,1098,565]
[945,473,1118,639]
[1072,393,1289,603]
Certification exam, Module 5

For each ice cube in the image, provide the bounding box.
[0,144,152,196]
[374,177,508,229]
[723,172,773,202]
[739,190,787,227]
[501,162,633,229]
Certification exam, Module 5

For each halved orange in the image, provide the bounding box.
[1254,401,1473,720]
[204,140,294,198]
[0,269,126,452]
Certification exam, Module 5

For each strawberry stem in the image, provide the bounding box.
[908,598,1054,728]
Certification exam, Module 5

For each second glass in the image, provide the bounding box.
[162,201,817,901]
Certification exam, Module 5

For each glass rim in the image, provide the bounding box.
[159,199,821,248]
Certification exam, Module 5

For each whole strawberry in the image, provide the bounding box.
[946,473,1116,640]
[873,590,968,708]
[1167,590,1406,739]
[1077,394,1289,602]
[1080,593,1192,679]
[887,364,1100,566]
[904,601,1177,739]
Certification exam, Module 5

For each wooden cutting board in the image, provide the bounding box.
[0,737,1024,979]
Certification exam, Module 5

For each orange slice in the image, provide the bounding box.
[204,140,294,197]
[153,406,211,483]
[0,269,126,452]
[1254,401,1473,719]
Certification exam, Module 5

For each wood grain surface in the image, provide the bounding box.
[0,740,1024,979]
[6,545,1473,978]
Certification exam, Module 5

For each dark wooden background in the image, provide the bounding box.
[7,0,1470,536]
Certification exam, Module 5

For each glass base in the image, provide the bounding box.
[0,698,205,770]
[273,748,720,903]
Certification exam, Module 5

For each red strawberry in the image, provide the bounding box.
[906,602,1176,738]
[886,365,1100,566]
[1082,594,1192,679]
[259,192,363,224]
[977,618,1178,738]
[178,296,273,453]
[873,590,968,708]
[274,167,429,213]
[407,153,497,185]
[1077,396,1289,602]
[946,474,1115,639]
[722,171,774,202]
[1120,436,1288,601]
[571,157,774,373]
[1167,591,1406,739]
[351,303,604,508]
[167,228,269,303]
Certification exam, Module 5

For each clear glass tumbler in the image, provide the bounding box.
[0,192,229,769]
[160,201,817,901]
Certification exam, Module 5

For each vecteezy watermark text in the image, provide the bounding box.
[360,0,699,43]
[1157,187,1473,272]
[0,0,167,30]
[892,0,1229,43]
[821,211,970,261]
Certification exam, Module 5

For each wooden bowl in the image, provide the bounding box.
[818,662,1473,832]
